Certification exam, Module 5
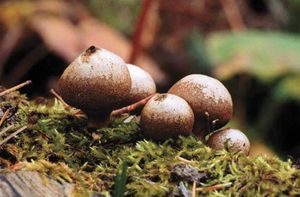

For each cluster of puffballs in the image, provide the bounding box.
[58,46,250,155]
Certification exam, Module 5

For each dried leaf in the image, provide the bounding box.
[28,6,168,86]
[79,19,169,86]
[0,2,36,28]
[29,15,83,61]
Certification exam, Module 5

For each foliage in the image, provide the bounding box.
[185,32,211,75]
[0,92,299,196]
[206,31,300,82]
[273,74,300,101]
[113,162,128,197]
[86,0,141,36]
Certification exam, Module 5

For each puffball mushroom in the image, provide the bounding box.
[140,93,194,141]
[58,46,131,128]
[168,74,233,138]
[125,64,156,104]
[206,128,250,155]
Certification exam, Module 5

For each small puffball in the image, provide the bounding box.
[140,93,194,141]
[206,128,250,155]
[125,64,156,104]
[58,46,131,127]
[168,74,233,137]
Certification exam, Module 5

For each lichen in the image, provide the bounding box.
[0,91,299,196]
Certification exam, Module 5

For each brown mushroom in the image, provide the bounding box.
[58,46,131,128]
[168,74,233,138]
[206,128,250,155]
[140,93,194,141]
[125,64,156,105]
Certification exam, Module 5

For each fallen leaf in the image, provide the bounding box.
[79,18,169,86]
[27,2,168,87]
[29,15,83,61]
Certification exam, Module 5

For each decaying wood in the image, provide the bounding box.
[0,171,74,197]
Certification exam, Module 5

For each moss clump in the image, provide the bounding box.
[0,92,300,196]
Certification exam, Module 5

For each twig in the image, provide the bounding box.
[50,89,83,114]
[0,126,27,146]
[0,125,14,138]
[73,110,85,118]
[129,0,154,63]
[0,109,10,127]
[50,89,70,108]
[211,119,219,132]
[50,89,85,117]
[192,181,196,197]
[219,0,246,32]
[50,90,153,117]
[205,112,211,133]
[111,94,154,117]
[0,80,32,97]
[196,182,232,192]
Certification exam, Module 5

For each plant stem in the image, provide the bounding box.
[0,126,27,146]
[219,0,246,32]
[0,109,10,127]
[111,94,154,116]
[50,89,70,108]
[196,182,232,192]
[129,0,154,63]
[0,125,13,138]
[192,181,196,197]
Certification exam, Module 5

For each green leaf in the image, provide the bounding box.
[185,32,211,74]
[113,161,128,197]
[206,31,300,82]
[86,0,141,35]
[273,74,300,101]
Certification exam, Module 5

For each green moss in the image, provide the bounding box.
[0,92,299,196]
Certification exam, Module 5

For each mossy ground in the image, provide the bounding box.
[0,91,299,196]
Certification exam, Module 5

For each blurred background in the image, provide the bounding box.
[0,0,300,159]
